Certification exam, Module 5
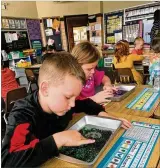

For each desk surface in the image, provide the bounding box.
[105,85,159,118]
[27,64,42,69]
[41,113,160,168]
[154,104,160,119]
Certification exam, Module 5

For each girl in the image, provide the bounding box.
[71,41,117,104]
[113,40,145,85]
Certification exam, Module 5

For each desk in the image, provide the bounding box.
[105,85,159,118]
[154,104,160,119]
[26,64,42,69]
[41,113,160,168]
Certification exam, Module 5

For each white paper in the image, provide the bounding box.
[47,19,52,27]
[11,33,18,41]
[95,24,101,31]
[45,29,53,36]
[90,37,95,43]
[73,29,80,41]
[50,19,52,27]
[4,33,12,43]
[115,32,122,43]
[94,37,101,44]
[87,26,90,31]
[47,38,54,45]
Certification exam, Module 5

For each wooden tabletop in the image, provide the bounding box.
[154,103,160,119]
[105,85,159,118]
[41,113,160,168]
[26,64,42,69]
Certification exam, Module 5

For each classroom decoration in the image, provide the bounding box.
[123,20,143,43]
[148,55,160,87]
[43,17,62,51]
[98,121,160,168]
[126,88,160,111]
[104,11,123,44]
[124,2,160,44]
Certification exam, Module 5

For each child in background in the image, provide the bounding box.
[113,40,145,85]
[149,34,160,87]
[71,41,117,104]
[2,52,131,167]
[1,51,19,102]
[131,37,144,55]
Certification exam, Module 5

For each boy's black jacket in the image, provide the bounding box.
[1,90,104,167]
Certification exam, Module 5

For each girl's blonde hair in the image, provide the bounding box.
[71,41,101,65]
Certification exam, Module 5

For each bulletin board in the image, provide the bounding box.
[88,14,102,45]
[42,17,62,51]
[1,30,30,51]
[104,11,123,44]
[26,19,42,50]
[1,17,31,51]
[123,20,143,43]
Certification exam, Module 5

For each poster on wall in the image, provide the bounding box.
[105,11,123,44]
[2,19,9,29]
[20,20,26,29]
[143,19,154,44]
[15,20,21,29]
[43,17,62,51]
[8,19,16,29]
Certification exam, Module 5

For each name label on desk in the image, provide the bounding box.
[126,88,160,112]
[98,121,160,168]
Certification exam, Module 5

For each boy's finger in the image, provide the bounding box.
[78,139,95,146]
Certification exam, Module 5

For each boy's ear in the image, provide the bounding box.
[40,81,49,97]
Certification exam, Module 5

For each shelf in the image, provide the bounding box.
[9,57,29,60]
[1,29,27,32]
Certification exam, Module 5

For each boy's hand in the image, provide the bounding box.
[53,130,95,148]
[119,118,132,129]
[90,90,113,103]
[98,112,132,130]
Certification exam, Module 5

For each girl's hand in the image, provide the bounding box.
[103,85,118,92]
[90,90,113,103]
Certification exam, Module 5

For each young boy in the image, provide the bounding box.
[132,37,144,55]
[2,52,131,167]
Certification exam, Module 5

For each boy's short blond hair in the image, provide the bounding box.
[71,41,101,65]
[134,37,144,45]
[38,52,86,86]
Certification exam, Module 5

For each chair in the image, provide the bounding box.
[115,68,136,84]
[4,87,27,124]
[25,69,38,93]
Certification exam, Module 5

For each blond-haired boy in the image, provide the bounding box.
[2,52,131,167]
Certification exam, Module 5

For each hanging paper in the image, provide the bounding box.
[95,24,101,31]
[45,29,53,36]
[5,33,12,43]
[47,38,54,45]
[94,37,101,44]
[15,20,21,29]
[2,19,9,28]
[11,33,18,41]
[115,32,122,43]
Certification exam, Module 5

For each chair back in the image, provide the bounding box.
[6,87,27,112]
[25,69,37,83]
[116,68,135,84]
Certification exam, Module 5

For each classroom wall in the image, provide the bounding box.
[103,1,151,13]
[1,1,150,19]
[1,1,38,18]
[36,2,88,18]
